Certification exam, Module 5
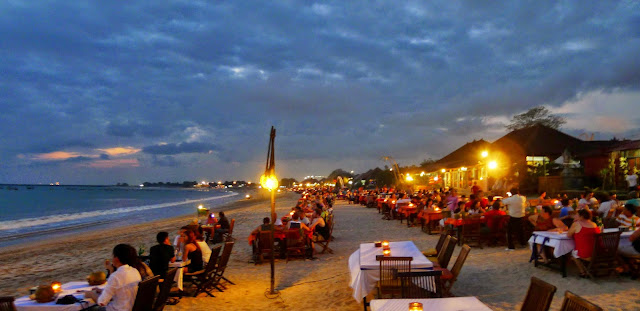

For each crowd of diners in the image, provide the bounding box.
[249,190,335,259]
[343,185,640,277]
[83,211,233,310]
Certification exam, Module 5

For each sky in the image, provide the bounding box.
[1,1,639,185]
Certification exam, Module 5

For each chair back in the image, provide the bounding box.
[520,276,557,311]
[204,245,223,274]
[0,297,16,311]
[588,231,621,277]
[559,291,603,311]
[450,244,470,281]
[217,242,235,272]
[437,236,458,269]
[440,210,452,218]
[228,219,235,236]
[434,233,447,254]
[376,256,412,297]
[258,231,274,254]
[152,268,178,311]
[397,270,443,298]
[602,217,618,229]
[286,229,306,248]
[132,275,161,311]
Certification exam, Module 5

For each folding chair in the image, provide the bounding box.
[132,275,160,311]
[574,231,621,278]
[316,219,335,254]
[184,245,222,297]
[153,268,178,311]
[223,219,235,242]
[435,244,470,297]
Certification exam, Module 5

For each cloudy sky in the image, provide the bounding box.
[1,1,639,185]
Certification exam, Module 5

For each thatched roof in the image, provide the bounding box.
[432,139,491,169]
[490,124,583,158]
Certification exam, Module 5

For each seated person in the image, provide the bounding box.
[620,226,640,257]
[286,213,311,231]
[467,200,486,215]
[568,209,601,277]
[212,211,230,243]
[206,212,217,225]
[86,244,142,311]
[598,193,618,218]
[182,229,203,273]
[195,228,212,264]
[484,201,507,229]
[617,204,640,227]
[529,206,567,232]
[558,198,574,228]
[309,208,329,241]
[149,231,176,279]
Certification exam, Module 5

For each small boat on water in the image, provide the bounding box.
[26,186,34,190]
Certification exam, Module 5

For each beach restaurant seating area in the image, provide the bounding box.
[7,210,239,311]
[342,186,640,310]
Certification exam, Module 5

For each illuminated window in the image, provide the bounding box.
[526,156,549,166]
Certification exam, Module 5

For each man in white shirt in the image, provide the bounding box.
[86,244,142,311]
[577,191,596,211]
[502,187,527,250]
[627,171,638,192]
[598,193,618,218]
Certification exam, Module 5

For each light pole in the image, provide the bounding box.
[260,126,279,297]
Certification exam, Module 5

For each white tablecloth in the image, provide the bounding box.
[169,260,189,291]
[15,281,104,311]
[349,241,433,302]
[528,228,633,258]
[370,297,492,311]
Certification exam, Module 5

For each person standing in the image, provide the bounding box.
[627,171,638,192]
[502,187,527,250]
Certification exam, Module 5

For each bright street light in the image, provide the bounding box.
[488,161,498,169]
[481,150,489,158]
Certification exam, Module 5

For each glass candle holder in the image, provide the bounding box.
[382,249,391,256]
[51,282,62,293]
[408,302,423,311]
[381,240,389,248]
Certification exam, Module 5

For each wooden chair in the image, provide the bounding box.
[575,231,621,278]
[153,268,178,311]
[285,229,308,261]
[520,276,557,311]
[622,254,640,280]
[0,297,16,311]
[376,256,412,298]
[460,215,483,248]
[423,233,447,257]
[435,244,471,297]
[382,203,393,220]
[487,215,509,246]
[184,245,222,297]
[213,241,235,290]
[433,236,458,269]
[132,275,161,311]
[397,270,443,298]
[559,291,603,311]
[223,219,235,242]
[256,230,275,264]
[602,217,618,229]
[315,219,335,254]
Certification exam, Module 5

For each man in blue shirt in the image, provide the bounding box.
[558,198,574,228]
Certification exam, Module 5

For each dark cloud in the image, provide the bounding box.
[1,1,639,184]
[150,155,180,167]
[142,142,217,155]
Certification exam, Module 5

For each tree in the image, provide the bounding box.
[280,178,298,188]
[506,106,566,131]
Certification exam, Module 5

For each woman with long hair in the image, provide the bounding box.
[182,229,203,273]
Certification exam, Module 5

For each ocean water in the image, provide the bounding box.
[0,185,239,247]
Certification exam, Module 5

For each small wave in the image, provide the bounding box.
[0,193,238,231]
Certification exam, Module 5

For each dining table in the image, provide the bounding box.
[369,297,493,311]
[348,241,433,306]
[528,228,632,277]
[14,281,105,311]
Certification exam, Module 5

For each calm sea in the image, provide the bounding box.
[0,185,239,247]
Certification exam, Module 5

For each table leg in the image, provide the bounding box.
[561,254,567,278]
[533,243,539,267]
[363,297,369,311]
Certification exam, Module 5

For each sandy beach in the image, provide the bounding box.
[2,193,640,310]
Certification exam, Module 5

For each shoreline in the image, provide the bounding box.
[0,191,288,297]
[0,191,269,254]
